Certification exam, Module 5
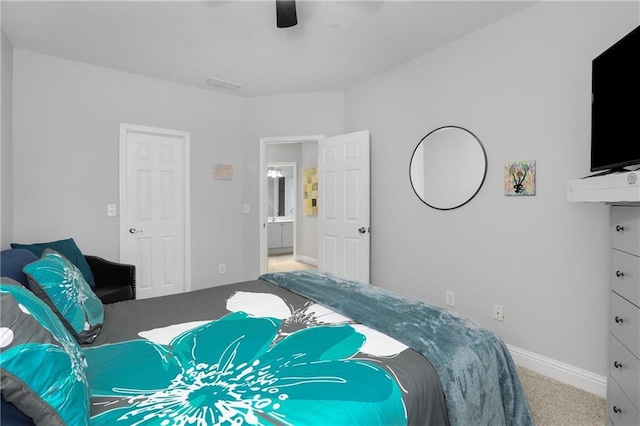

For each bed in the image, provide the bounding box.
[1,267,533,425]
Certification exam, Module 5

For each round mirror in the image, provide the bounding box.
[410,126,487,210]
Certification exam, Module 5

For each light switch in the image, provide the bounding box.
[107,204,117,217]
[243,204,250,214]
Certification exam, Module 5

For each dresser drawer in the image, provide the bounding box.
[612,249,640,308]
[608,375,640,426]
[610,292,640,359]
[612,206,640,256]
[610,334,640,411]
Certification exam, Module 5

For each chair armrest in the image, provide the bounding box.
[85,255,136,304]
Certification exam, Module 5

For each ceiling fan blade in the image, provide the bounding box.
[276,0,297,28]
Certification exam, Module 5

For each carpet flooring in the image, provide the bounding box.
[517,366,606,426]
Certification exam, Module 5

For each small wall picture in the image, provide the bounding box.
[303,167,318,215]
[504,160,536,196]
[213,163,233,180]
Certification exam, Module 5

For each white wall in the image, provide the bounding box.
[12,50,245,290]
[1,29,13,248]
[345,1,638,377]
[11,51,343,286]
[242,92,343,280]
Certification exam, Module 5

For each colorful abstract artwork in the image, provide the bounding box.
[303,167,318,215]
[504,160,536,196]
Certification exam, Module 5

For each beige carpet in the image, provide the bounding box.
[268,254,317,272]
[517,366,606,426]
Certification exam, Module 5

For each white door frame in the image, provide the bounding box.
[259,135,324,274]
[119,123,192,293]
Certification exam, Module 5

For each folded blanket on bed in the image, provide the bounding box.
[259,270,534,426]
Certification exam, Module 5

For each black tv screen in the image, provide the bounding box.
[590,25,640,172]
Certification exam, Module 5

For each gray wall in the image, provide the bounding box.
[344,1,639,376]
[12,50,245,290]
[241,92,344,280]
[11,50,343,286]
[1,29,13,248]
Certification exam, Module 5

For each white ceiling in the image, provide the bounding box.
[1,1,536,97]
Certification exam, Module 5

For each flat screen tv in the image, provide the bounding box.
[590,24,640,173]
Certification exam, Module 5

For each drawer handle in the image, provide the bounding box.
[615,225,625,232]
[616,270,625,278]
[615,316,624,324]
[614,361,623,369]
[613,406,622,414]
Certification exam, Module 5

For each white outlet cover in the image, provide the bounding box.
[445,291,455,307]
[494,304,504,321]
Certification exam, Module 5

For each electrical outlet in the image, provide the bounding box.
[445,291,455,307]
[219,263,226,274]
[493,304,504,322]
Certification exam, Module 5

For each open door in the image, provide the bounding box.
[317,130,370,283]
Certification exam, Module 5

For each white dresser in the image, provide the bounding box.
[608,205,640,426]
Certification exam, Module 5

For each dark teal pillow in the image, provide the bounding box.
[0,278,90,425]
[11,238,95,288]
[0,249,38,288]
[23,249,104,344]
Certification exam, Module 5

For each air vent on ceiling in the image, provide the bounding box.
[206,77,242,91]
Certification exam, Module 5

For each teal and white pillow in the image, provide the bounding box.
[0,278,90,425]
[11,238,96,288]
[23,249,104,344]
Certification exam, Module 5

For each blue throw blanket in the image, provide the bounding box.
[259,271,534,426]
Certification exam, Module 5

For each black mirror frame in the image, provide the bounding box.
[409,125,488,211]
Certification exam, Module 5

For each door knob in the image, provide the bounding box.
[129,228,142,234]
[358,227,367,234]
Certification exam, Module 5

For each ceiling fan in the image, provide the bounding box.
[276,0,297,28]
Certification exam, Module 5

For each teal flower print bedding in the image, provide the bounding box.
[0,279,90,425]
[84,311,405,425]
[23,249,103,343]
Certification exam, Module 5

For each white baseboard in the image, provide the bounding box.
[507,344,607,398]
[294,255,318,267]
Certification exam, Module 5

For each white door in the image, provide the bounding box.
[120,124,191,299]
[318,130,370,283]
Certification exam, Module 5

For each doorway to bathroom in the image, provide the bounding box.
[266,163,296,263]
[260,136,320,274]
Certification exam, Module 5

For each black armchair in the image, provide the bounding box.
[85,255,136,304]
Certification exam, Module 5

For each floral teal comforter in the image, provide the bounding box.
[83,279,448,425]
